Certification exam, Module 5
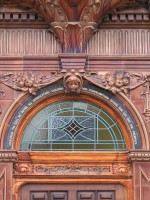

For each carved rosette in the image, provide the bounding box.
[14,163,34,175]
[112,164,131,176]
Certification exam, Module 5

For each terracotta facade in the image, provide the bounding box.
[0,1,150,200]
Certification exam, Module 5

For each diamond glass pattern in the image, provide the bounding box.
[63,119,85,138]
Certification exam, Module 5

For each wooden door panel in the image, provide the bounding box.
[98,191,115,200]
[51,192,68,200]
[77,191,95,200]
[19,184,125,200]
[31,192,48,200]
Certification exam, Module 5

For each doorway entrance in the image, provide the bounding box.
[19,184,127,200]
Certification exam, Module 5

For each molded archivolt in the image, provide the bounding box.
[0,84,148,151]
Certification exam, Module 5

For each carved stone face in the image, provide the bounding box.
[66,75,81,93]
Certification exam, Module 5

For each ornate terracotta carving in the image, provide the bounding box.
[62,69,85,93]
[14,163,34,175]
[13,162,132,176]
[84,72,130,95]
[130,74,150,120]
[35,164,111,175]
[0,72,62,95]
[1,71,150,120]
[1,0,148,52]
[112,164,131,176]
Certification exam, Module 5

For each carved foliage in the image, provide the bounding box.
[13,163,131,176]
[36,164,111,175]
[0,72,63,95]
[1,70,150,120]
[84,71,130,95]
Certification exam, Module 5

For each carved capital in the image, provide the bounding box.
[0,151,18,162]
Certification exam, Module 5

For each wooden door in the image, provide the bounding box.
[19,184,126,200]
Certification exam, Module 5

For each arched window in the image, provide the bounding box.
[20,100,126,151]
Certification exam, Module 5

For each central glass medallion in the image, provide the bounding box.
[62,119,86,138]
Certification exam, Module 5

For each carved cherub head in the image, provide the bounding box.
[63,69,83,94]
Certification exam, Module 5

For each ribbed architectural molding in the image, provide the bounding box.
[86,29,150,55]
[0,29,62,56]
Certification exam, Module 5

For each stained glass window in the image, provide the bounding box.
[20,100,126,151]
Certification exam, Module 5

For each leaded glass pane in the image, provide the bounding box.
[20,100,126,151]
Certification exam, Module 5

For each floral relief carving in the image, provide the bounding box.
[84,71,130,95]
[13,163,131,176]
[0,72,63,95]
[35,164,111,175]
[1,70,150,119]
